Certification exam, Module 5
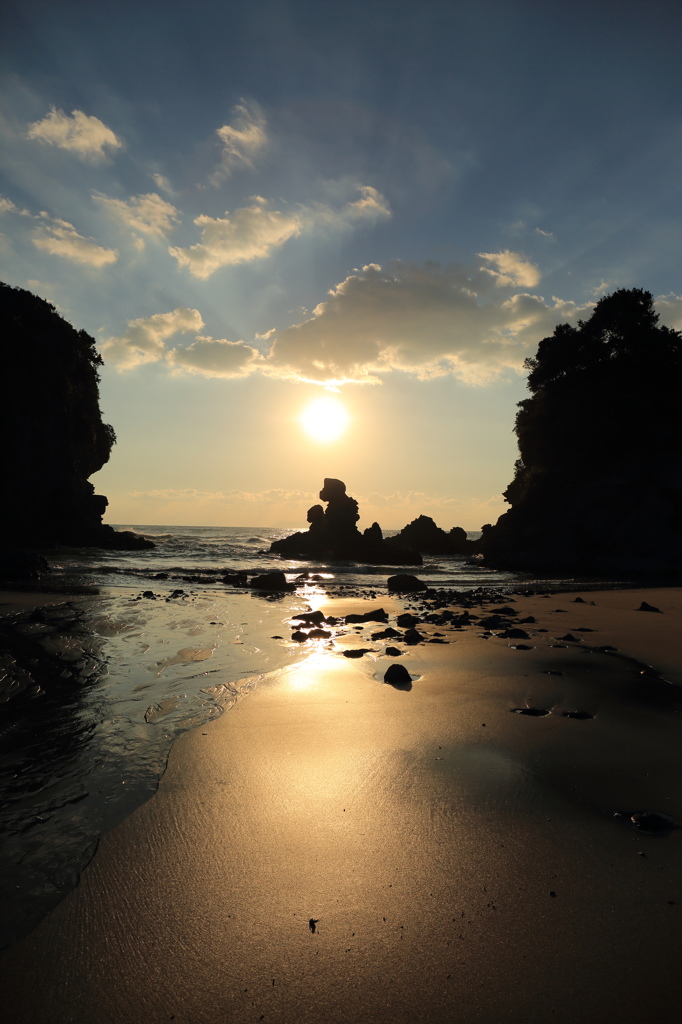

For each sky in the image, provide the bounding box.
[2,0,682,530]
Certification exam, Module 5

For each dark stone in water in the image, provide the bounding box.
[403,628,424,645]
[560,710,593,719]
[342,649,373,658]
[250,571,294,592]
[638,601,662,612]
[511,707,550,716]
[345,608,388,624]
[291,630,308,643]
[387,574,427,593]
[291,610,326,625]
[385,647,402,656]
[222,572,248,587]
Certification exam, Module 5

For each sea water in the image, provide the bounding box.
[0,525,617,948]
[48,523,516,591]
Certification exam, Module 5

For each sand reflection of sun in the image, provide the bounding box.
[299,396,348,442]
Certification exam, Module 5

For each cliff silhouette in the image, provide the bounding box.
[0,283,151,553]
[480,289,682,575]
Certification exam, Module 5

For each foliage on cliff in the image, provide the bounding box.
[481,289,682,573]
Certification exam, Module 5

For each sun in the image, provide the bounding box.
[299,396,349,442]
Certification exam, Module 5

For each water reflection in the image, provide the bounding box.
[0,587,306,950]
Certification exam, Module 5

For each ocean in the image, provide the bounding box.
[49,523,511,591]
[0,525,621,949]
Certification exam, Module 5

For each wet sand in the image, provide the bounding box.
[2,588,682,1023]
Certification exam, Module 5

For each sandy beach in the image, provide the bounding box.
[2,586,682,1023]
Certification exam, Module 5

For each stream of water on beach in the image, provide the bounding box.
[0,525,632,949]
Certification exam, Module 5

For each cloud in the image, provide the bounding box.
[151,173,176,195]
[32,216,118,266]
[169,185,390,279]
[478,250,541,288]
[534,227,554,239]
[211,100,267,183]
[127,487,314,504]
[655,293,682,331]
[100,307,205,369]
[169,197,301,278]
[0,197,16,214]
[94,191,181,240]
[167,336,264,378]
[26,107,122,161]
[266,261,591,385]
[302,185,391,229]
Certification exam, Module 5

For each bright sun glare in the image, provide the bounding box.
[299,396,349,442]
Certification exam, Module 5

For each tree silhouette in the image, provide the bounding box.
[481,289,682,574]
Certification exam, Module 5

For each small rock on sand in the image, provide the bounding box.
[384,663,412,685]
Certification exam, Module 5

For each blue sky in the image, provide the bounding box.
[2,0,681,528]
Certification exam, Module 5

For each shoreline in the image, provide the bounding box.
[1,585,681,1022]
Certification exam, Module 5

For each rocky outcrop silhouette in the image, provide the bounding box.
[0,283,152,551]
[394,515,473,555]
[480,289,682,575]
[270,478,421,565]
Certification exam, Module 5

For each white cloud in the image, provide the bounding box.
[301,185,391,229]
[169,185,390,279]
[167,336,263,378]
[590,279,614,297]
[478,250,541,288]
[32,216,118,266]
[211,100,267,183]
[534,227,554,239]
[100,308,204,369]
[151,173,176,195]
[266,261,591,385]
[169,197,301,278]
[26,107,122,161]
[0,197,16,214]
[94,191,181,239]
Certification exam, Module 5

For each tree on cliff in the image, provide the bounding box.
[0,282,149,549]
[481,288,682,573]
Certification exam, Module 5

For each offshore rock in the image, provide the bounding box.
[394,515,473,555]
[270,479,421,565]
